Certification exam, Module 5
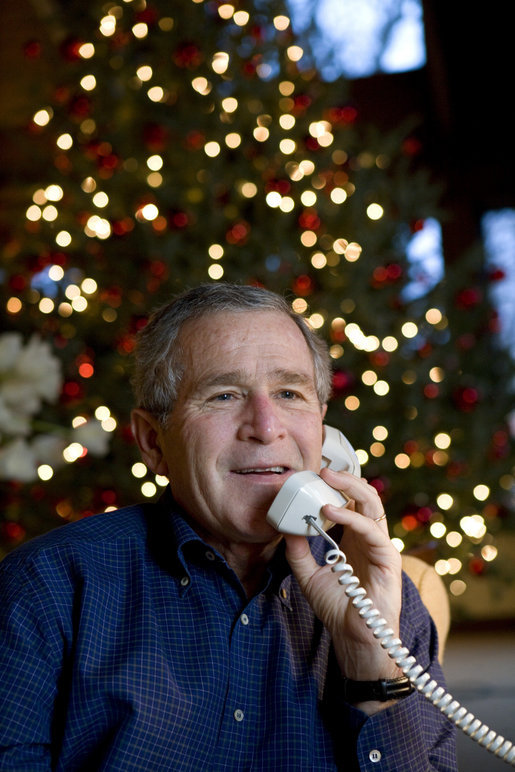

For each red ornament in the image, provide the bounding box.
[143,123,170,151]
[304,136,320,151]
[371,263,403,288]
[23,39,42,58]
[402,136,422,156]
[117,334,136,355]
[100,489,117,506]
[453,386,479,411]
[331,370,354,393]
[372,266,388,283]
[368,477,388,495]
[417,342,432,358]
[423,383,439,399]
[370,351,389,367]
[173,42,203,68]
[292,94,311,115]
[416,506,432,524]
[185,130,205,150]
[69,95,91,118]
[62,381,83,402]
[488,268,506,281]
[386,263,402,280]
[226,220,250,245]
[326,105,358,125]
[60,37,84,61]
[410,219,425,233]
[292,274,314,296]
[298,210,320,230]
[446,461,468,478]
[455,287,482,309]
[469,557,486,575]
[135,6,159,25]
[265,179,291,195]
[112,218,135,236]
[1,522,26,543]
[9,274,27,291]
[242,60,257,76]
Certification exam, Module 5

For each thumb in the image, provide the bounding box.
[284,534,320,591]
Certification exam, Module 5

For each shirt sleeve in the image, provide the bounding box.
[0,554,64,770]
[325,572,457,771]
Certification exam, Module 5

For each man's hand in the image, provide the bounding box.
[284,468,404,707]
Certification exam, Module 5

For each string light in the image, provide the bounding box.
[212,52,229,74]
[99,15,116,36]
[204,141,221,157]
[366,203,383,220]
[33,108,53,126]
[233,11,249,25]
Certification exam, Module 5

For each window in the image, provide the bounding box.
[288,0,426,79]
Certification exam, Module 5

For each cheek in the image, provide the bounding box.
[297,420,324,462]
[180,417,230,470]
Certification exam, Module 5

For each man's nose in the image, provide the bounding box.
[237,394,286,443]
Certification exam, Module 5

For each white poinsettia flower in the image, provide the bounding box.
[31,434,67,466]
[13,335,62,402]
[0,332,23,373]
[0,395,32,435]
[0,380,44,415]
[0,438,38,482]
[73,419,110,456]
[0,332,64,451]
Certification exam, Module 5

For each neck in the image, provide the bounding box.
[218,540,281,597]
[193,522,282,598]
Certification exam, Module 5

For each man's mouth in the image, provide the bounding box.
[234,466,288,475]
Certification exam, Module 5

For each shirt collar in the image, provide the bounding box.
[152,486,294,596]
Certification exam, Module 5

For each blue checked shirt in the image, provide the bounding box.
[0,489,456,771]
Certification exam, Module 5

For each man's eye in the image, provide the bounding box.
[212,392,234,401]
[279,390,298,400]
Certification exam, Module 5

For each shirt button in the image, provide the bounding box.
[240,613,249,625]
[205,550,216,561]
[280,588,288,599]
[180,576,190,586]
[369,749,382,763]
[233,708,244,722]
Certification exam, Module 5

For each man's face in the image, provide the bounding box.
[154,310,326,546]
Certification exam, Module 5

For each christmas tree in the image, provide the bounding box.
[1,0,514,617]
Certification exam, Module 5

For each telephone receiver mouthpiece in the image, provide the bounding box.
[266,470,349,535]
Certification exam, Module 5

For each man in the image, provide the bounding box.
[0,283,456,770]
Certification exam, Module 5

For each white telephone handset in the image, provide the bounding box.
[266,426,359,536]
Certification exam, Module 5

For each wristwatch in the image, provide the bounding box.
[341,675,414,703]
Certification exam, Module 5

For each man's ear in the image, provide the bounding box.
[130,408,169,477]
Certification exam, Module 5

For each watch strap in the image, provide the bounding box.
[342,675,414,703]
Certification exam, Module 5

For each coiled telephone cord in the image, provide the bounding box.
[304,517,515,767]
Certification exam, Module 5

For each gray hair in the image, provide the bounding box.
[132,282,332,424]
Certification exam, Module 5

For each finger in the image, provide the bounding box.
[321,504,397,562]
[320,468,384,520]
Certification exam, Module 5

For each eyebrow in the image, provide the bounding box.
[194,368,317,392]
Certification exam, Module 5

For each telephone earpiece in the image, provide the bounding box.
[320,425,361,476]
[266,426,359,535]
